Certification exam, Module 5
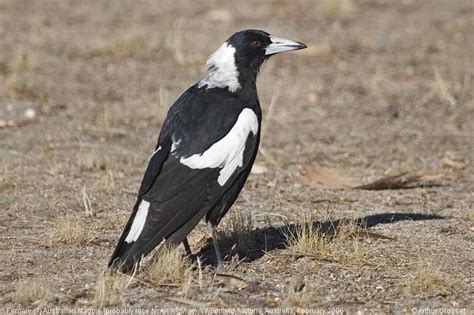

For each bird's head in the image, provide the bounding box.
[228,29,307,68]
[199,29,306,92]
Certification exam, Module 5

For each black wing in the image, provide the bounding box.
[109,86,261,272]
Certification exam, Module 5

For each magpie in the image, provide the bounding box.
[108,29,306,273]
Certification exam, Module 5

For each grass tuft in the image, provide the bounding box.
[5,75,48,102]
[79,152,108,171]
[334,218,360,241]
[409,261,454,295]
[50,215,89,246]
[146,245,193,285]
[12,279,51,305]
[93,269,131,307]
[286,219,331,259]
[337,240,372,267]
[286,217,388,267]
[226,210,254,254]
[94,169,117,192]
[285,276,310,306]
[82,185,95,217]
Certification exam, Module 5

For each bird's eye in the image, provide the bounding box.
[249,41,262,48]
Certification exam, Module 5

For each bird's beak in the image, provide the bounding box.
[265,35,307,56]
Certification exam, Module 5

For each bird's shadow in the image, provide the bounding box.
[194,212,444,267]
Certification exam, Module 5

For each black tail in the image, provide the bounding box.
[108,198,143,273]
[108,194,212,273]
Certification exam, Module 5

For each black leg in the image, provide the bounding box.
[182,238,192,257]
[209,223,224,270]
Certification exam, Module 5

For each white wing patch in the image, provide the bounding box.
[150,145,162,158]
[179,108,258,186]
[171,138,181,153]
[125,200,150,243]
[198,42,240,93]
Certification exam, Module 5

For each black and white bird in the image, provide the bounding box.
[109,29,306,272]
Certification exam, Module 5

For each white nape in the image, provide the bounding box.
[198,42,240,93]
[124,200,150,243]
[179,108,258,186]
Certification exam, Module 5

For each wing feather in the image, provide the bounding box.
[109,85,262,272]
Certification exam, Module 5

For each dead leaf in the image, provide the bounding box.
[301,165,446,191]
[356,172,444,190]
[441,157,465,170]
[300,165,357,189]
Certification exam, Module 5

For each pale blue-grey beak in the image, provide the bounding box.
[265,35,307,55]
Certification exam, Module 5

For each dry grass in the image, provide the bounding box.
[78,151,118,192]
[163,21,203,68]
[50,215,89,246]
[99,104,133,129]
[433,67,457,107]
[99,213,129,231]
[409,261,454,296]
[13,50,42,72]
[286,217,387,267]
[91,87,172,129]
[226,210,254,254]
[12,278,52,305]
[224,255,246,273]
[336,240,374,267]
[80,33,160,60]
[334,218,360,241]
[113,35,156,58]
[331,219,385,266]
[0,159,11,192]
[146,245,193,286]
[3,49,46,102]
[94,169,117,192]
[285,276,311,307]
[286,220,331,259]
[5,74,48,103]
[79,152,108,172]
[82,185,95,217]
[321,0,357,17]
[93,269,132,307]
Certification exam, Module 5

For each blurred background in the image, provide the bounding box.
[0,0,472,310]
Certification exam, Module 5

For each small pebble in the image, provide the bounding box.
[24,108,36,119]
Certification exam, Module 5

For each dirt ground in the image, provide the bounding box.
[0,0,473,313]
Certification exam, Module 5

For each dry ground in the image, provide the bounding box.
[0,0,473,312]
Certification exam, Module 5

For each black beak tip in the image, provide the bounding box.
[297,42,307,50]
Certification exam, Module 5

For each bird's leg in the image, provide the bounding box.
[182,238,192,257]
[209,223,224,271]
